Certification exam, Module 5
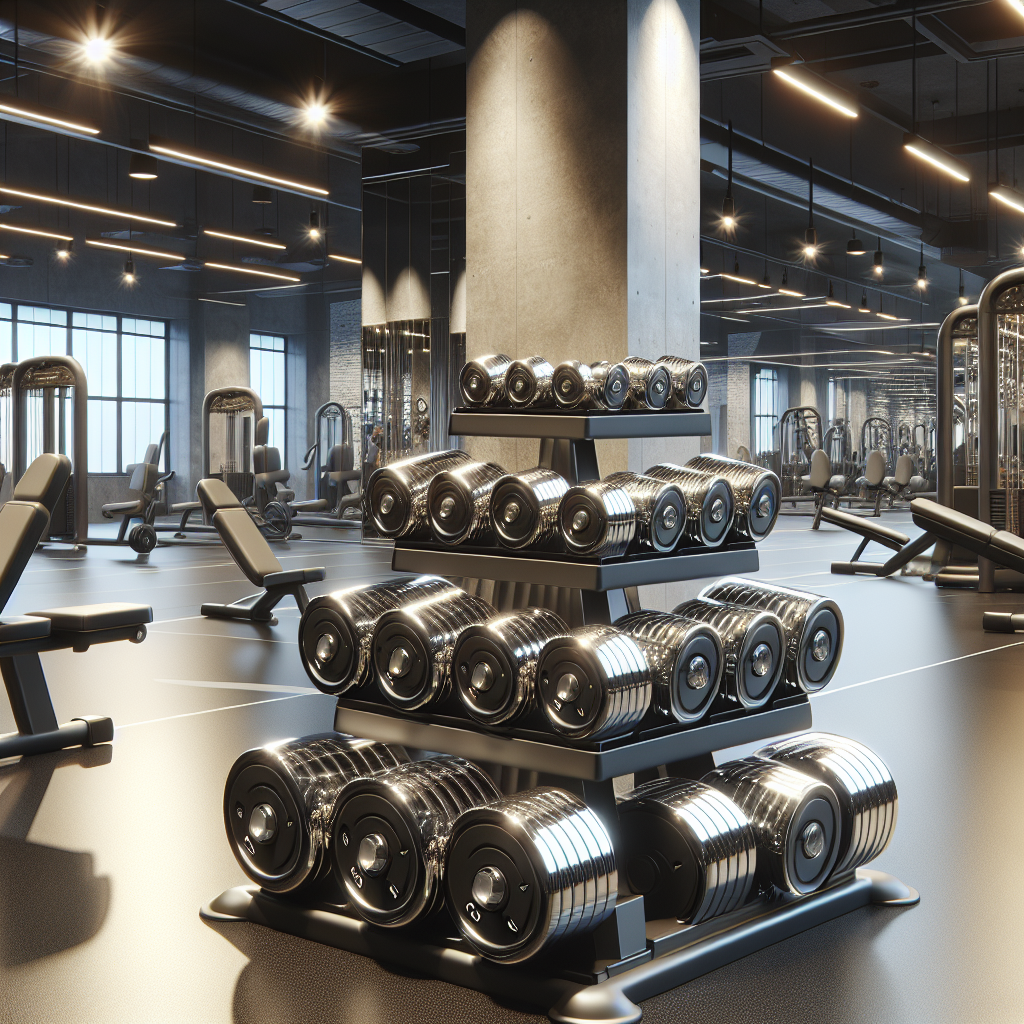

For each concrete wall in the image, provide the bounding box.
[466,0,702,608]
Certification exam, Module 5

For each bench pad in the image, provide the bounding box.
[29,603,153,632]
[264,568,327,589]
[820,506,910,549]
[0,615,52,643]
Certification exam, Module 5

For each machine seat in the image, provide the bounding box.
[828,474,846,491]
[102,499,146,518]
[197,478,283,586]
[0,616,52,643]
[30,603,154,632]
[264,568,326,589]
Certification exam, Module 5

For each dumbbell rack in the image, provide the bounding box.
[203,409,918,1024]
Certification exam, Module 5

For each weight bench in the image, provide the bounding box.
[197,478,325,624]
[821,504,930,576]
[0,453,152,760]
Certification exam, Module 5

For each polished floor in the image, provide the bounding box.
[1,513,1022,1024]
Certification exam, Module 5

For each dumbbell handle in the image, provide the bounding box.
[982,611,1024,633]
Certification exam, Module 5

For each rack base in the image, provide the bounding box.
[201,869,917,1024]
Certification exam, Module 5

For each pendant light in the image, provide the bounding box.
[873,237,884,276]
[722,121,736,230]
[916,245,927,289]
[123,256,136,283]
[129,153,159,180]
[804,159,818,258]
[252,185,273,204]
[846,229,866,256]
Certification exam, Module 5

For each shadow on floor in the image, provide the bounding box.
[0,745,113,966]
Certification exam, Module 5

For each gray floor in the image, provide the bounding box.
[1,515,1022,1024]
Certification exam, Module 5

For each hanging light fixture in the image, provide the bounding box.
[904,134,970,183]
[129,153,159,180]
[858,290,871,313]
[846,229,866,256]
[778,266,804,297]
[990,184,1024,215]
[916,246,928,289]
[771,59,858,118]
[873,237,884,277]
[825,281,850,308]
[803,159,818,259]
[252,185,273,204]
[722,121,736,231]
[55,239,73,261]
[308,210,321,239]
[721,255,756,286]
[123,256,136,283]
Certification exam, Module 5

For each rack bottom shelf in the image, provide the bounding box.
[201,869,918,1024]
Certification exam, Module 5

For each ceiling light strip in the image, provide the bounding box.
[149,142,328,197]
[0,186,176,227]
[0,223,73,241]
[204,261,301,282]
[0,103,99,135]
[328,253,361,264]
[85,238,185,260]
[203,229,287,250]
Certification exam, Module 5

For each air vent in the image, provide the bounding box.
[700,36,788,81]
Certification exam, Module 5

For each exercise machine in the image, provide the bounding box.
[291,401,362,529]
[99,433,174,553]
[776,406,823,500]
[196,478,325,625]
[0,452,152,760]
[10,355,88,552]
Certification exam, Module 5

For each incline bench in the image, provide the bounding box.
[822,497,1024,633]
[197,478,325,624]
[0,453,152,760]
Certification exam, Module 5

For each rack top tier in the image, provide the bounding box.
[450,408,712,440]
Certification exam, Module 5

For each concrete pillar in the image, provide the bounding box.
[466,0,701,478]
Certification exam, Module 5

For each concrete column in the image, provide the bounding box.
[466,0,701,478]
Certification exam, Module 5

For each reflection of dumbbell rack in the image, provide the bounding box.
[204,409,917,1024]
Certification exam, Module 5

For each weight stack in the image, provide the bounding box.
[445,787,617,963]
[754,733,897,878]
[703,756,842,896]
[331,755,501,928]
[685,454,781,543]
[620,356,672,410]
[536,625,652,739]
[490,467,569,550]
[656,355,708,410]
[365,449,473,539]
[551,360,629,411]
[505,355,555,408]
[223,734,409,894]
[601,472,687,552]
[671,599,785,710]
[427,460,506,545]
[614,610,724,723]
[699,578,843,694]
[372,586,495,710]
[460,354,512,408]
[642,463,735,548]
[299,576,459,695]
[558,479,636,556]
[617,777,757,923]
[452,607,570,725]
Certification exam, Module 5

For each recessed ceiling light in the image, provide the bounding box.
[0,186,176,227]
[204,261,301,282]
[203,229,287,251]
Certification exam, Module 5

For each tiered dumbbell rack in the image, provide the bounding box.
[203,409,918,1024]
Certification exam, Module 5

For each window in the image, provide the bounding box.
[753,367,779,455]
[249,333,286,452]
[1,302,168,474]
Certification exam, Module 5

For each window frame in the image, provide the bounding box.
[0,301,170,475]
[752,366,780,456]
[248,332,287,454]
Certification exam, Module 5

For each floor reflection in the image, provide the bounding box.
[0,746,113,966]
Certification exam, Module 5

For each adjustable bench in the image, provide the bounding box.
[820,504,931,576]
[0,453,152,760]
[196,478,325,624]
